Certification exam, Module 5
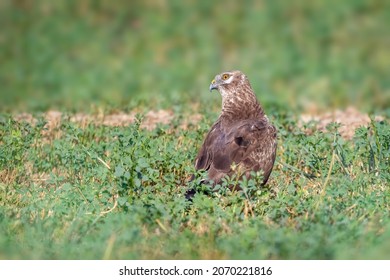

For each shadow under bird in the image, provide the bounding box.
[187,70,277,199]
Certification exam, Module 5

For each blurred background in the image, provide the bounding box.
[1,0,389,113]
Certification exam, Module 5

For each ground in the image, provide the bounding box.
[1,107,388,259]
[13,107,382,139]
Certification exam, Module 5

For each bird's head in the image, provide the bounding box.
[209,70,249,98]
[209,70,261,116]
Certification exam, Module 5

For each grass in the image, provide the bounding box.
[0,0,389,259]
[1,0,389,113]
[0,112,389,259]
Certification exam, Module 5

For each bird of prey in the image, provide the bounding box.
[193,70,277,192]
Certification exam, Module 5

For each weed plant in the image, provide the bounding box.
[0,113,389,259]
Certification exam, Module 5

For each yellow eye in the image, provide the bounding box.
[222,74,229,80]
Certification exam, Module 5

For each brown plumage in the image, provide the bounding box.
[193,70,277,191]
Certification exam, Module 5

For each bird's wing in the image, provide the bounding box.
[195,118,275,179]
[194,121,223,171]
[215,119,271,170]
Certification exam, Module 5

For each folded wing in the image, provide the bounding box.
[195,118,276,185]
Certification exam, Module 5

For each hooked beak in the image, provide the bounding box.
[209,79,218,92]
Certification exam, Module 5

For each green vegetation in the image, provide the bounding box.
[0,1,389,259]
[1,0,389,112]
[1,113,389,259]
